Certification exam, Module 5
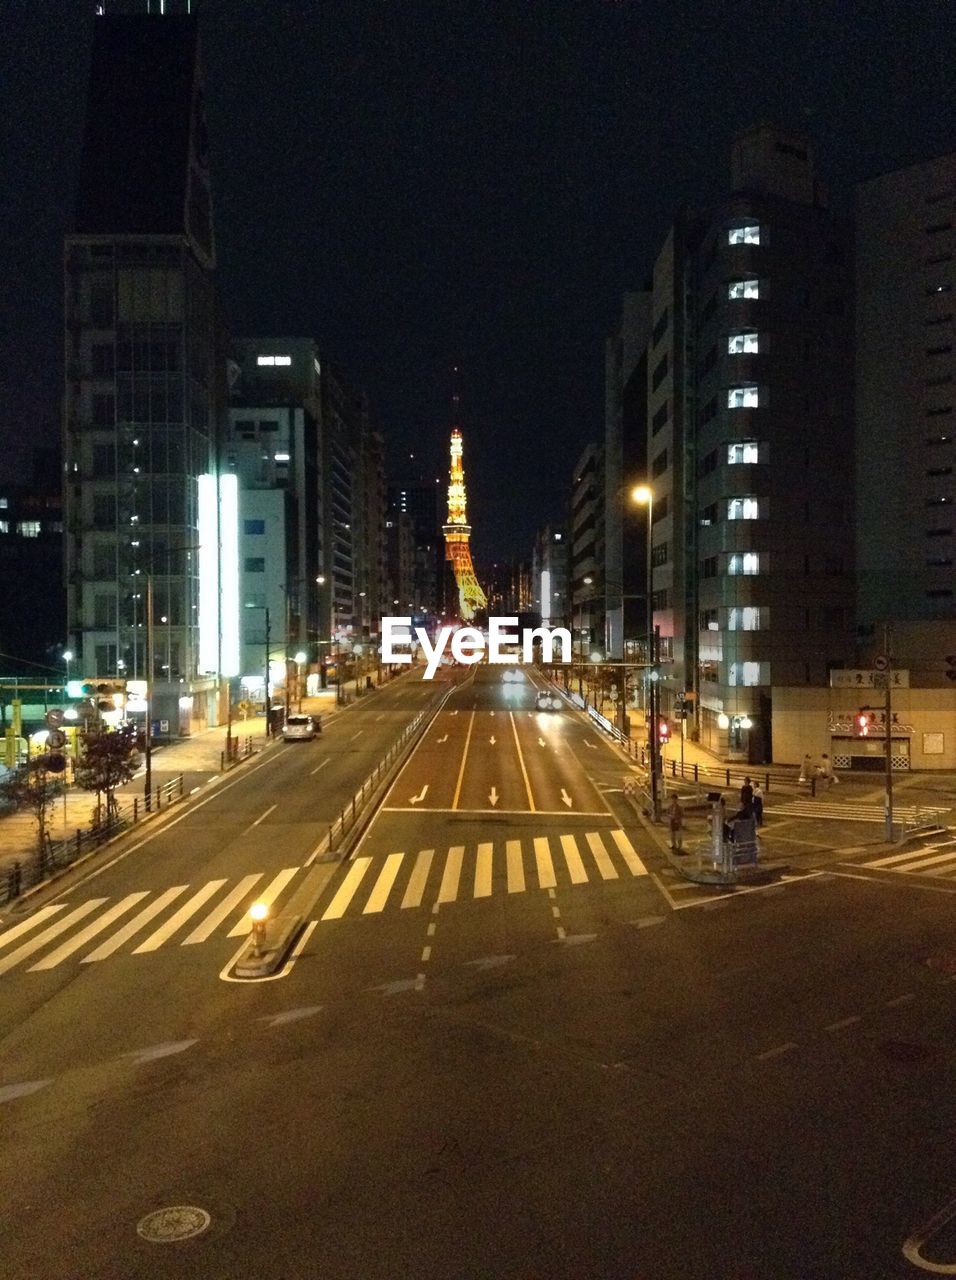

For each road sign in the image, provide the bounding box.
[45,708,65,728]
[873,655,889,672]
[46,729,67,749]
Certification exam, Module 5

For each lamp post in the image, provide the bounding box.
[631,484,660,820]
[315,576,328,689]
[294,650,307,711]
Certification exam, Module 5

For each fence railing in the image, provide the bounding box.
[321,709,428,856]
[552,683,777,793]
[2,774,186,907]
[221,735,256,772]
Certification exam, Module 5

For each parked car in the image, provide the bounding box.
[535,691,562,712]
[281,714,320,741]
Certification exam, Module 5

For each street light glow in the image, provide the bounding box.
[294,650,307,664]
[631,484,652,505]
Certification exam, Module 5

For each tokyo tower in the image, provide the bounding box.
[443,426,487,622]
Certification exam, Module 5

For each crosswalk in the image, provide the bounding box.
[771,799,950,824]
[319,829,648,921]
[856,837,956,880]
[0,829,650,975]
[0,866,302,977]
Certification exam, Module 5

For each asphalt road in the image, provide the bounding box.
[4,664,956,1278]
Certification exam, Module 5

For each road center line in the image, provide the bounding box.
[451,710,476,810]
[244,802,277,833]
[310,758,330,776]
[509,711,536,811]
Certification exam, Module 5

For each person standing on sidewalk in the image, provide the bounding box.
[668,796,685,852]
[820,753,838,787]
[752,782,764,826]
[739,775,754,813]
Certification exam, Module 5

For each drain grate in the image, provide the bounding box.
[136,1206,211,1244]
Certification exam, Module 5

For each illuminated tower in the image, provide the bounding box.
[443,428,487,621]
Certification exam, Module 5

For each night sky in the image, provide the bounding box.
[1,0,952,564]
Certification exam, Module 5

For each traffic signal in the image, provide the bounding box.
[946,656,956,681]
[856,712,869,736]
[658,719,670,743]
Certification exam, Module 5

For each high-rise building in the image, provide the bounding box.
[646,125,854,761]
[569,442,605,660]
[532,524,569,629]
[604,291,653,659]
[388,483,444,621]
[64,9,226,736]
[855,151,956,627]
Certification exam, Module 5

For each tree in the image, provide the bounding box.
[74,722,139,830]
[0,758,61,872]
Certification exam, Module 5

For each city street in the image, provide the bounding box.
[1,665,956,1277]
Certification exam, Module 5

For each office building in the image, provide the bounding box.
[855,151,956,627]
[63,9,226,735]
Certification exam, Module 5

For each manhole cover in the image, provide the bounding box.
[136,1205,211,1243]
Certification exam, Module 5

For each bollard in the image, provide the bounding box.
[694,763,699,782]
[725,768,730,786]
[75,829,82,857]
[764,772,770,792]
[133,798,138,822]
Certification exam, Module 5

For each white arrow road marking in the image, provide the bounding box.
[259,1005,323,1027]
[0,1079,53,1104]
[465,955,515,971]
[490,711,495,717]
[489,735,496,745]
[584,739,597,750]
[369,978,420,996]
[126,1040,197,1065]
[450,710,459,716]
[489,787,499,806]
[409,785,429,804]
[561,789,573,807]
[538,737,546,747]
[436,733,448,743]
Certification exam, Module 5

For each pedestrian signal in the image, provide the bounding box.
[658,719,670,743]
[856,712,869,736]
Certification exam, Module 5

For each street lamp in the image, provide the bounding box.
[294,650,307,711]
[631,484,660,820]
[62,650,73,703]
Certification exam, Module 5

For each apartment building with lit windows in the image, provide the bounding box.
[63,10,226,736]
[648,125,855,761]
[855,151,956,627]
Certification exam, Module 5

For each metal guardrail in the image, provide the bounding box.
[221,735,256,772]
[2,774,186,907]
[321,709,428,855]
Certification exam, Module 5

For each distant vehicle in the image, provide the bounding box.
[535,691,562,712]
[501,669,526,683]
[281,714,319,741]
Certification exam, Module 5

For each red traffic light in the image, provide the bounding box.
[856,713,869,736]
[658,719,670,741]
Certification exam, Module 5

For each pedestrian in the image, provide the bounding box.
[820,753,838,787]
[752,782,764,826]
[668,796,684,852]
[739,775,754,813]
[799,754,813,784]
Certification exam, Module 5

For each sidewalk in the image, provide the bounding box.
[0,674,404,881]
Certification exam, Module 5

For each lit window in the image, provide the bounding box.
[17,521,40,538]
[729,225,760,245]
[0,521,7,533]
[728,606,762,630]
[0,497,7,509]
[729,279,759,300]
[728,497,759,521]
[274,452,290,462]
[256,355,292,367]
[728,661,766,686]
[728,385,759,409]
[728,552,760,575]
[728,331,759,354]
[728,442,759,464]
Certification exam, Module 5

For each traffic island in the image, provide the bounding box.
[232,910,304,979]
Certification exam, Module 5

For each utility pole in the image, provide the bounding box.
[144,573,153,811]
[884,623,894,843]
[264,607,271,737]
